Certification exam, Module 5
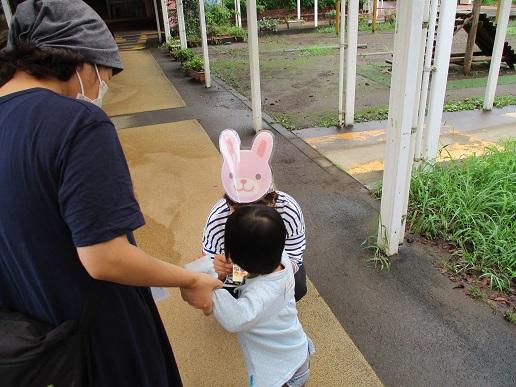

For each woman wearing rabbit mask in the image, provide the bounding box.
[202,129,308,301]
[0,1,221,385]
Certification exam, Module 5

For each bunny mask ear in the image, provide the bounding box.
[219,129,275,204]
[219,129,241,171]
[251,131,274,162]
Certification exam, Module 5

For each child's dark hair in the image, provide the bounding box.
[225,205,286,275]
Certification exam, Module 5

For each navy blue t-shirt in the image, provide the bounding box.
[0,88,181,386]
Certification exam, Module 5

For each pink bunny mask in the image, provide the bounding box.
[219,129,274,204]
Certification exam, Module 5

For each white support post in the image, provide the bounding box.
[297,0,301,20]
[1,0,12,26]
[415,0,438,160]
[314,0,318,28]
[237,0,242,28]
[345,0,359,127]
[160,0,171,42]
[337,0,346,126]
[152,0,163,43]
[398,0,432,245]
[484,0,511,110]
[198,0,211,88]
[177,0,188,49]
[247,0,262,132]
[423,0,458,162]
[378,0,425,255]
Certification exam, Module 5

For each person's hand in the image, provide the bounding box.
[213,254,233,280]
[180,273,222,315]
[213,254,233,279]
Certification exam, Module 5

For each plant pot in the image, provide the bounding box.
[188,69,205,83]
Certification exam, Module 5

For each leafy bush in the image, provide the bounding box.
[325,10,336,18]
[259,17,279,32]
[206,4,233,28]
[409,140,516,291]
[183,55,204,72]
[176,48,195,62]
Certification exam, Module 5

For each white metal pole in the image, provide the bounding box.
[415,0,438,160]
[198,0,211,88]
[297,0,301,20]
[378,0,425,255]
[314,0,318,28]
[177,0,188,49]
[247,0,262,132]
[345,0,359,127]
[160,0,171,41]
[1,0,12,26]
[237,0,242,28]
[423,0,458,162]
[398,0,432,245]
[152,0,163,43]
[337,0,346,126]
[484,0,511,110]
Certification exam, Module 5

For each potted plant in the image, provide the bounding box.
[175,48,195,64]
[183,55,205,82]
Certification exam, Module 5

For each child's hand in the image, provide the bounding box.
[213,254,233,279]
[180,273,223,315]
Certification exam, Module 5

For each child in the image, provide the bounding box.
[212,205,313,387]
[202,129,307,301]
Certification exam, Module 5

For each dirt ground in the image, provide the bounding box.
[207,27,516,129]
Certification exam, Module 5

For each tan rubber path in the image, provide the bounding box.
[103,51,185,117]
[118,120,383,386]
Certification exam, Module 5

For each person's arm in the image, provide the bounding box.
[77,235,222,313]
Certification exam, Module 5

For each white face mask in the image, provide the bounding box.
[76,64,109,108]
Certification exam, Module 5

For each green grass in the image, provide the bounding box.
[356,63,516,90]
[270,113,296,130]
[467,285,486,300]
[505,308,516,324]
[443,95,516,112]
[296,46,336,56]
[409,140,516,292]
[317,25,336,34]
[314,106,389,127]
[508,20,516,37]
[446,74,516,90]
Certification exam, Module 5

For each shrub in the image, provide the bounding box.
[183,55,204,72]
[176,48,195,63]
[259,17,279,32]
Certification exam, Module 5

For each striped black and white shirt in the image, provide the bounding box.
[202,191,306,269]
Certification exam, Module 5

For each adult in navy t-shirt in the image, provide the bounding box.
[0,88,181,386]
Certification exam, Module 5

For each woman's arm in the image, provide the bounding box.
[77,235,222,313]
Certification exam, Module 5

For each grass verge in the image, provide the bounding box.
[409,140,516,292]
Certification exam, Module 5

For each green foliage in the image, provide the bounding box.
[362,234,391,271]
[467,285,486,300]
[505,308,516,324]
[325,9,336,18]
[271,113,296,130]
[409,140,516,292]
[176,48,195,63]
[259,17,279,32]
[507,20,516,36]
[183,54,204,72]
[443,95,516,112]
